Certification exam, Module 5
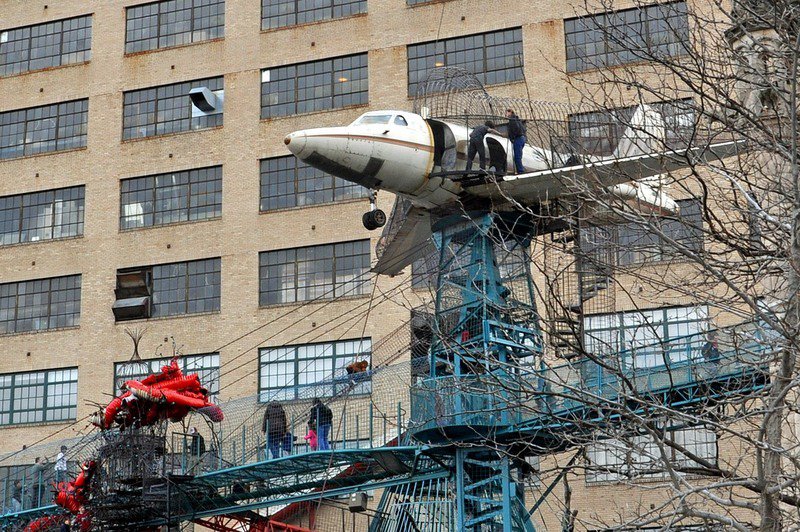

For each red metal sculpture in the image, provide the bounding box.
[23,461,95,532]
[93,358,224,430]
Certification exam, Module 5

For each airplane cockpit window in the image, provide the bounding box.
[394,115,408,126]
[353,114,392,125]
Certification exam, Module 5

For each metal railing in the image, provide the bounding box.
[411,326,772,435]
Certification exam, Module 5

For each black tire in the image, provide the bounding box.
[362,211,378,230]
[362,210,386,230]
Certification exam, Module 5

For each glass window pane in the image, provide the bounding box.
[0,16,92,77]
[0,100,88,161]
[259,240,370,306]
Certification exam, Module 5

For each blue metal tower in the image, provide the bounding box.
[375,211,543,532]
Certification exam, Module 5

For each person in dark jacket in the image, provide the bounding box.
[465,120,502,172]
[505,108,527,174]
[188,426,206,473]
[309,398,334,451]
[263,402,289,459]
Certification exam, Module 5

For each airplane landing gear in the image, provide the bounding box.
[362,190,386,231]
[363,209,386,230]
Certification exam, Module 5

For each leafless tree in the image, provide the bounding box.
[513,0,800,530]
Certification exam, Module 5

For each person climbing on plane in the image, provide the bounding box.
[465,120,502,172]
[505,108,527,174]
[309,398,333,451]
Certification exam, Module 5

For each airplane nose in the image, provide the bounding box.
[284,131,307,157]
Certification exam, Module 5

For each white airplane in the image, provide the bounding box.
[284,108,740,275]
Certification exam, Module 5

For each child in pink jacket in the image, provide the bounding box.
[303,423,318,451]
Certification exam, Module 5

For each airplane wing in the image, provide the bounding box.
[465,140,742,204]
[372,197,436,276]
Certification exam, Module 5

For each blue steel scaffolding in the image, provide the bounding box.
[0,211,772,531]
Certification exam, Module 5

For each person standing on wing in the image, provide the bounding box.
[465,120,502,172]
[505,108,527,174]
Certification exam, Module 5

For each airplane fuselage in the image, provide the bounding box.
[284,110,555,209]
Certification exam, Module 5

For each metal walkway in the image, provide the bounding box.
[0,327,770,529]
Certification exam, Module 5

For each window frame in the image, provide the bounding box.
[580,197,703,267]
[122,76,224,140]
[149,257,222,318]
[259,155,368,212]
[0,186,85,246]
[258,338,372,401]
[564,1,689,73]
[258,240,371,306]
[120,166,222,230]
[567,98,695,157]
[0,367,78,426]
[0,15,92,77]
[113,352,220,396]
[583,304,709,368]
[261,0,366,30]
[586,424,717,483]
[124,0,225,54]
[260,53,368,119]
[407,27,524,96]
[0,99,89,161]
[0,274,82,335]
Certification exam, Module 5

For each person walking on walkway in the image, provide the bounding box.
[54,446,68,484]
[309,398,333,451]
[505,108,527,174]
[465,120,502,172]
[263,402,289,459]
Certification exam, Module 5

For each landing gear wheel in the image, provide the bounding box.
[362,209,386,230]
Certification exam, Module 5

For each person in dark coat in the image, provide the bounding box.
[263,402,288,459]
[309,398,334,451]
[465,121,502,172]
[505,108,527,174]
[701,331,721,364]
[188,426,206,473]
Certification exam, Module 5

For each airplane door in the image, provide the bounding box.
[427,120,457,171]
[486,138,508,174]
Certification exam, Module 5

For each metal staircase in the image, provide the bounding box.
[546,220,615,359]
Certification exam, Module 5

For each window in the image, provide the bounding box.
[260,156,368,211]
[0,368,78,425]
[0,275,81,335]
[113,353,220,395]
[586,425,717,483]
[261,54,368,118]
[259,240,370,305]
[259,338,371,401]
[568,99,694,157]
[565,2,689,73]
[125,0,225,54]
[113,258,221,321]
[581,198,702,266]
[120,166,222,229]
[584,305,708,368]
[123,76,223,140]
[261,0,365,30]
[0,186,84,246]
[407,28,523,96]
[0,15,92,77]
[0,99,88,160]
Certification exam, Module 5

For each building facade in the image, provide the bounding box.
[0,0,721,530]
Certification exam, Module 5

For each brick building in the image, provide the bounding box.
[0,0,728,530]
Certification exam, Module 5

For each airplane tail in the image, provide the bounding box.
[612,104,666,159]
